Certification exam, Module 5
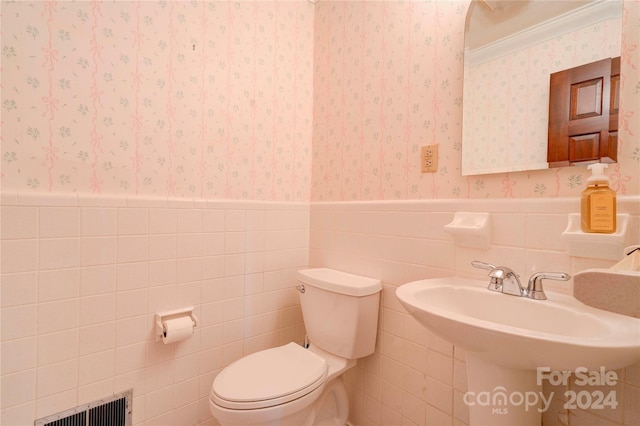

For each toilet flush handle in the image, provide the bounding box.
[296,284,305,293]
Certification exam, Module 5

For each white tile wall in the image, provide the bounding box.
[2,193,639,426]
[310,196,640,426]
[0,192,309,426]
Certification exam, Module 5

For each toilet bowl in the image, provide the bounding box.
[209,268,382,426]
[210,343,353,426]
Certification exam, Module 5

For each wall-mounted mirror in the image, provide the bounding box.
[461,0,623,176]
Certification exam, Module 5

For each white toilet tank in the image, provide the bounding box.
[297,268,382,360]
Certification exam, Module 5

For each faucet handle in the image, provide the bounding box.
[471,260,497,271]
[471,261,504,292]
[526,272,571,300]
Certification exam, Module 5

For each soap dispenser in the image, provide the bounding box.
[580,163,616,233]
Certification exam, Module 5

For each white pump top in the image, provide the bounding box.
[587,163,609,185]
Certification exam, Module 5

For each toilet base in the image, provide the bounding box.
[310,377,349,426]
[210,377,350,426]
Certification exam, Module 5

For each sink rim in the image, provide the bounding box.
[396,276,640,350]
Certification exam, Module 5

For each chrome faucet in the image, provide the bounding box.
[471,261,570,300]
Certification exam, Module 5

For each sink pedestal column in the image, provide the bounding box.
[465,354,543,426]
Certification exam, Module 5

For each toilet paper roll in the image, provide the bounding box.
[162,316,194,344]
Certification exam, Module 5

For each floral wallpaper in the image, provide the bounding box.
[1,1,638,201]
[311,0,639,200]
[1,0,314,200]
[463,14,621,176]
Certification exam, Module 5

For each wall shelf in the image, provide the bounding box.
[561,213,631,260]
[444,212,491,249]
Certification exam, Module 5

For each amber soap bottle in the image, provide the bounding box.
[581,163,616,233]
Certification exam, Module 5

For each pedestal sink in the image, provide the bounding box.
[396,277,640,426]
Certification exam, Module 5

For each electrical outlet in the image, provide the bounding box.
[421,144,438,173]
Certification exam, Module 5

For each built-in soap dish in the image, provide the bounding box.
[561,213,630,261]
[443,212,490,249]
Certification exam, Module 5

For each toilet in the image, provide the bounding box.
[209,268,382,426]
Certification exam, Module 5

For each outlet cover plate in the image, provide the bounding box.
[421,144,438,173]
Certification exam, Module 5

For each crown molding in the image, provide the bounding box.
[465,1,622,68]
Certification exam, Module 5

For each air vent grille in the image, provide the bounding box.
[35,389,132,426]
[39,412,86,426]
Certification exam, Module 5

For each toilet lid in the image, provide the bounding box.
[212,342,327,410]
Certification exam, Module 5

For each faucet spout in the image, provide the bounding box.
[491,267,524,296]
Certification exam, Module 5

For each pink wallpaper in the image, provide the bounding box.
[1,1,638,201]
[311,0,639,200]
[1,1,314,200]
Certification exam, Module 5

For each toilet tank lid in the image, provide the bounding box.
[297,268,381,296]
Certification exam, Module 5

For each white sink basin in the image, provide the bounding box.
[397,276,640,425]
[396,277,640,371]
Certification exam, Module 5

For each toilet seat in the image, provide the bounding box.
[211,343,328,410]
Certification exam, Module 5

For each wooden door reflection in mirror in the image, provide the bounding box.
[547,56,620,167]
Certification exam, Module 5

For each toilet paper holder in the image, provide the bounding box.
[154,307,198,342]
